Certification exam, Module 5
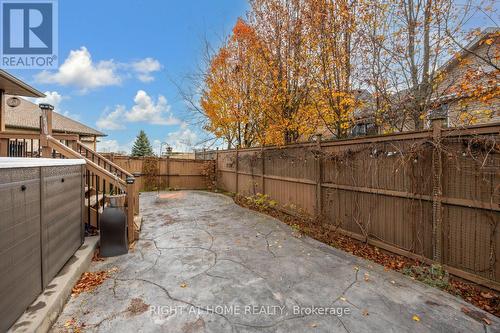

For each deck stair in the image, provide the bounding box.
[46,136,140,242]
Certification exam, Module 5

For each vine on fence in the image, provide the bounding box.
[201,161,217,191]
[142,157,159,191]
[218,131,499,279]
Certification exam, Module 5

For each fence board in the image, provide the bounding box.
[100,154,211,191]
[211,123,500,290]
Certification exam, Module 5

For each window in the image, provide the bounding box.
[351,122,377,137]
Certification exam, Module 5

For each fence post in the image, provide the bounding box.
[215,147,219,189]
[0,90,8,156]
[134,176,140,215]
[166,155,170,189]
[0,138,7,157]
[430,109,446,262]
[235,146,239,193]
[39,103,53,157]
[127,180,136,243]
[315,134,322,218]
[261,146,265,195]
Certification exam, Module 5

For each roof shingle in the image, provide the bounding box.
[5,95,105,137]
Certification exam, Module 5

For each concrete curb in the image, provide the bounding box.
[9,236,99,333]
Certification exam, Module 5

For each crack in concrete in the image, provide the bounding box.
[331,269,359,306]
[264,230,277,258]
[52,192,499,333]
[217,258,268,282]
[205,272,232,280]
[232,313,309,330]
[338,316,351,333]
[114,277,237,333]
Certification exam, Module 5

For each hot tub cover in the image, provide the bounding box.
[0,157,86,168]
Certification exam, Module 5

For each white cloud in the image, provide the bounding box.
[165,126,199,152]
[33,91,81,121]
[34,91,63,109]
[96,105,126,130]
[35,47,121,92]
[152,126,199,153]
[97,139,133,154]
[126,90,179,125]
[34,47,162,92]
[96,90,180,130]
[131,58,161,82]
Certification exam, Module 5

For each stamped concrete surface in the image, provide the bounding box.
[51,191,499,333]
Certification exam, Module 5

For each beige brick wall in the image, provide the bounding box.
[435,37,499,97]
[446,96,500,127]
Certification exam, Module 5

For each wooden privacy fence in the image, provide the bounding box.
[100,154,212,191]
[213,119,500,290]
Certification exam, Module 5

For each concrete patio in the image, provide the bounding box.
[51,191,499,333]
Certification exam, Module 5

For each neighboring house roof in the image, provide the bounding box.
[0,70,45,97]
[352,89,376,123]
[5,95,106,137]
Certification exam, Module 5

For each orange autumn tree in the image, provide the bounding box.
[305,0,359,139]
[200,0,497,147]
[249,0,317,145]
[201,19,268,148]
[200,46,236,146]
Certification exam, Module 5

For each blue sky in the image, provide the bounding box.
[9,0,249,153]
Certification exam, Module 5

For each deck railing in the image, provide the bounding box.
[46,137,138,242]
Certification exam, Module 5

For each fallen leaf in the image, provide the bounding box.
[127,298,149,315]
[180,282,188,288]
[91,250,104,262]
[480,292,493,299]
[362,309,369,316]
[412,315,420,322]
[72,271,110,296]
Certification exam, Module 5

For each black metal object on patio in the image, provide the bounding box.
[99,195,128,257]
